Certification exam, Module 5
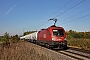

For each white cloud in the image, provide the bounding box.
[5,4,17,15]
[5,8,13,15]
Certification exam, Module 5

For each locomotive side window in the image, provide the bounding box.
[47,30,50,35]
[53,30,64,36]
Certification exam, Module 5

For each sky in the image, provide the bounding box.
[0,0,90,36]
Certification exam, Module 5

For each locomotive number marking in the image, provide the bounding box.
[44,34,46,38]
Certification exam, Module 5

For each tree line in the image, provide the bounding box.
[23,31,37,36]
[1,29,89,44]
[23,30,90,39]
[67,30,90,39]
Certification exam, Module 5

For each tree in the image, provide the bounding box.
[2,32,10,43]
[10,34,19,43]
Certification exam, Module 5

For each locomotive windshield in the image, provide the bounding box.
[53,30,64,36]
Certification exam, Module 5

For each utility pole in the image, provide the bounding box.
[23,28,25,35]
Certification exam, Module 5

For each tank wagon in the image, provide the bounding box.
[20,25,67,49]
[28,32,38,43]
[20,36,25,40]
[20,32,38,43]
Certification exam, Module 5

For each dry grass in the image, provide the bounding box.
[0,40,53,60]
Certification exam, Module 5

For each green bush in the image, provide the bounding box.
[0,32,20,45]
[10,34,20,43]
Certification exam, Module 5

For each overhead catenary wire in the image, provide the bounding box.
[35,0,72,30]
[50,0,72,18]
[59,13,90,25]
[59,7,90,23]
[35,0,85,31]
[55,0,85,17]
[35,20,49,30]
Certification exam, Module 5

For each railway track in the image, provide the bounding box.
[51,47,90,60]
[57,49,90,60]
[69,47,90,54]
[27,41,90,60]
[38,44,90,60]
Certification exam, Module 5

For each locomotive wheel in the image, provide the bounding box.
[33,40,36,44]
[63,45,67,50]
[36,41,39,45]
[45,43,50,48]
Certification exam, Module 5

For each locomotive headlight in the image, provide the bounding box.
[64,38,66,40]
[52,37,54,41]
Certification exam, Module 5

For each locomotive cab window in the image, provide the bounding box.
[53,30,64,36]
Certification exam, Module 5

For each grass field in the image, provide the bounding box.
[0,41,53,60]
[0,38,90,60]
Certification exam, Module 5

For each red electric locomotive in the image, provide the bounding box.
[37,25,67,49]
[20,18,67,49]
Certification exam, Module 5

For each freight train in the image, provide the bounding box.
[20,25,67,49]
